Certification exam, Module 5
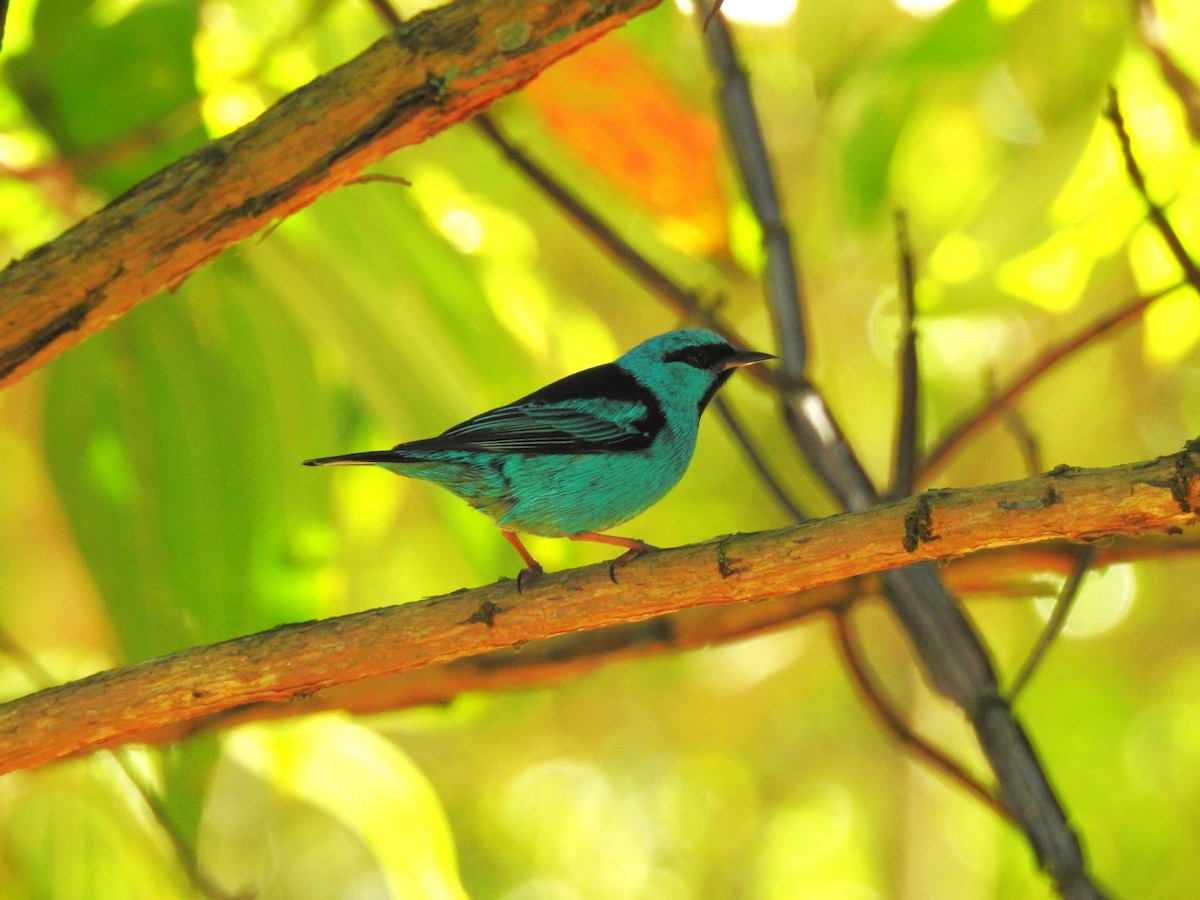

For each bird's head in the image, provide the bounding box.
[617,329,775,417]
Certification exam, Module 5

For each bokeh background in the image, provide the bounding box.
[2,0,1200,896]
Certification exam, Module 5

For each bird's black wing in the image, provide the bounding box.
[396,363,666,456]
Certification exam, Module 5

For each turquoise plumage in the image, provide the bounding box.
[305,329,773,575]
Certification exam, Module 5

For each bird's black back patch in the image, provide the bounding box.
[501,363,666,451]
[381,363,668,457]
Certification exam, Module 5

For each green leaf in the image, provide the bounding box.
[203,717,468,898]
[44,258,337,662]
[7,0,204,194]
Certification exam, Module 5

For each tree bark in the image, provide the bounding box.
[0,446,1196,774]
[0,0,662,388]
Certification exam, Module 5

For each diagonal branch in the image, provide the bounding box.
[0,0,662,389]
[1,446,1198,776]
[921,283,1177,480]
[830,604,1010,823]
[1105,87,1200,292]
[53,532,1200,751]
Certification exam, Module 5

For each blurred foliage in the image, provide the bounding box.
[1,0,1200,897]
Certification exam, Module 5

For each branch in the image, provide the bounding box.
[1136,0,1200,140]
[921,283,1176,481]
[28,532,1197,750]
[0,0,662,389]
[890,210,920,500]
[692,7,1104,896]
[1105,87,1200,292]
[830,605,1010,823]
[2,446,1198,774]
[1008,546,1096,700]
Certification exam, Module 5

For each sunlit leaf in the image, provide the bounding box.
[524,38,730,256]
[6,0,204,194]
[44,258,336,662]
[204,717,467,899]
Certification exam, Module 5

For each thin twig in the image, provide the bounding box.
[713,395,808,521]
[830,604,1011,824]
[1136,0,1200,140]
[1008,547,1097,701]
[921,282,1179,480]
[1105,87,1200,293]
[694,1,877,511]
[345,173,411,188]
[470,114,735,344]
[362,0,403,28]
[889,210,919,500]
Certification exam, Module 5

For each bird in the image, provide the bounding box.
[304,329,774,578]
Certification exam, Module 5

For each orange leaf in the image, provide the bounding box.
[524,38,729,256]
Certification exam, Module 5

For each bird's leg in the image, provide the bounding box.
[569,532,657,583]
[502,531,543,590]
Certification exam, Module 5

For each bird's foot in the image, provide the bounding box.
[503,531,545,592]
[607,541,657,584]
[516,563,543,593]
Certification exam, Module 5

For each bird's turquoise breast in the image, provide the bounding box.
[380,426,696,537]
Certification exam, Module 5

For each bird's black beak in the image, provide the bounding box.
[720,348,776,370]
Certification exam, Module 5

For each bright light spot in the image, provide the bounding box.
[988,0,1035,18]
[1033,562,1136,639]
[483,267,553,355]
[1051,121,1124,225]
[687,631,807,695]
[896,0,958,18]
[979,66,1044,145]
[439,208,485,253]
[996,230,1093,312]
[1144,288,1200,366]
[0,133,43,169]
[929,232,985,284]
[1129,219,1185,294]
[201,89,266,135]
[1124,701,1200,796]
[919,313,1011,373]
[728,201,766,274]
[674,0,797,26]
[90,0,141,27]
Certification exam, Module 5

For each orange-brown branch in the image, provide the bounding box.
[1,446,1198,774]
[0,0,662,388]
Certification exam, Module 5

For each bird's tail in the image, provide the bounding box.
[303,450,405,467]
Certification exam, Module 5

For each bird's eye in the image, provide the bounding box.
[683,347,709,367]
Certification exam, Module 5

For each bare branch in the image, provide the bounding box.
[830,605,1009,823]
[1009,547,1097,700]
[890,210,920,500]
[1,447,1198,776]
[66,532,1200,748]
[0,0,663,389]
[922,283,1177,480]
[1105,87,1200,293]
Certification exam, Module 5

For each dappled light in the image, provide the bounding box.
[1,0,1200,897]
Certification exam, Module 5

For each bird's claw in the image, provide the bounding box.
[607,543,656,583]
[516,564,544,593]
